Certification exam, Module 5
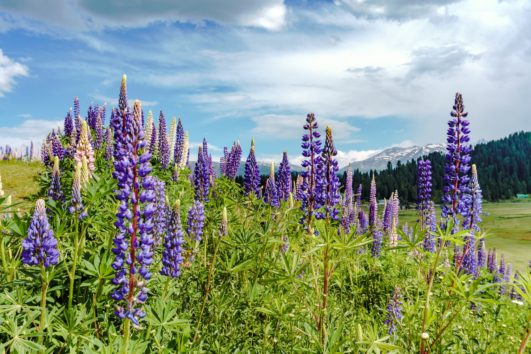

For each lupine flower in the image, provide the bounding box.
[369,174,378,229]
[264,162,280,208]
[277,152,292,201]
[495,254,505,286]
[202,138,215,183]
[48,156,63,202]
[118,74,128,112]
[174,118,185,166]
[477,238,486,268]
[357,210,368,233]
[464,164,482,232]
[442,93,472,225]
[372,226,383,257]
[158,111,170,169]
[422,202,436,252]
[74,121,95,181]
[487,249,497,274]
[510,274,523,301]
[110,88,155,325]
[64,110,73,138]
[68,161,87,219]
[219,206,228,237]
[224,141,242,179]
[73,96,80,123]
[315,126,340,220]
[179,131,189,169]
[94,111,104,150]
[172,163,180,182]
[75,114,82,144]
[221,147,228,176]
[168,117,177,163]
[382,195,393,232]
[300,113,322,231]
[100,104,106,127]
[417,159,433,227]
[385,286,403,335]
[341,168,355,234]
[144,111,154,146]
[51,134,64,159]
[161,200,184,278]
[149,121,158,157]
[105,127,114,161]
[153,177,168,247]
[355,183,362,210]
[21,199,59,267]
[389,192,399,247]
[244,139,260,196]
[462,234,477,276]
[187,201,205,242]
[193,146,210,202]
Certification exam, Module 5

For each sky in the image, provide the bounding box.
[0,0,530,166]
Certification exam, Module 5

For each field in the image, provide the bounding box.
[0,160,43,208]
[400,202,531,271]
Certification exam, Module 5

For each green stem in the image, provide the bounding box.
[0,236,8,281]
[194,236,220,342]
[68,219,80,309]
[517,312,531,354]
[39,264,48,345]
[122,319,131,354]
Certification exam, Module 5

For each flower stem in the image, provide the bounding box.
[518,312,531,354]
[39,264,48,345]
[68,219,79,309]
[122,318,131,354]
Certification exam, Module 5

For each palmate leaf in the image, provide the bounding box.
[0,313,45,354]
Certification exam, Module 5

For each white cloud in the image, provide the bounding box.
[0,49,28,96]
[0,119,62,146]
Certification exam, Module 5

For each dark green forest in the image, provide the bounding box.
[340,131,531,207]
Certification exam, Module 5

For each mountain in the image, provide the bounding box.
[339,144,446,173]
[188,161,302,176]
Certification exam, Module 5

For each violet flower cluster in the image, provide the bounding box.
[152,177,168,247]
[174,118,185,166]
[315,126,340,220]
[385,286,403,335]
[110,80,155,325]
[193,146,210,202]
[300,113,322,229]
[158,111,170,169]
[64,110,73,138]
[48,156,63,202]
[68,162,87,219]
[244,140,260,196]
[277,152,291,201]
[160,201,184,278]
[22,199,60,268]
[442,93,472,225]
[264,163,280,208]
[187,200,205,242]
[222,141,242,180]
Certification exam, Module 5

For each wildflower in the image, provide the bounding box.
[94,111,104,150]
[477,238,486,268]
[385,286,403,334]
[160,200,184,278]
[277,152,292,201]
[149,121,158,157]
[158,111,170,168]
[264,162,280,208]
[219,206,228,237]
[369,174,377,228]
[464,164,482,232]
[144,111,154,145]
[187,201,205,242]
[105,127,114,161]
[64,110,73,138]
[48,156,64,202]
[168,117,177,163]
[244,139,260,196]
[193,146,210,202]
[442,93,473,225]
[224,141,242,179]
[110,84,155,325]
[300,113,322,230]
[174,118,185,166]
[315,126,340,220]
[68,162,87,219]
[74,120,95,180]
[152,178,168,247]
[21,199,60,267]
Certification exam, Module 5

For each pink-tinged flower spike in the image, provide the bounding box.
[48,156,63,202]
[22,199,59,267]
[74,121,95,183]
[64,109,73,138]
[144,111,154,147]
[389,192,399,247]
[161,200,184,278]
[169,117,177,163]
[277,152,292,201]
[264,162,280,208]
[244,139,260,196]
[158,111,170,169]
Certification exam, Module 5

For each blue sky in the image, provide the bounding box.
[1,0,530,166]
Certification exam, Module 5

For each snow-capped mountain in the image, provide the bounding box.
[339,144,446,173]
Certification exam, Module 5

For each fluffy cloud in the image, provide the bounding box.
[0,119,62,146]
[0,49,28,96]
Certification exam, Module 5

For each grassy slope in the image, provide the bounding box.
[0,160,43,209]
[400,202,531,271]
[1,160,529,270]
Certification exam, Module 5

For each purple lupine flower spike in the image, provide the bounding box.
[193,146,210,202]
[244,140,260,196]
[158,111,170,169]
[264,162,280,208]
[369,174,378,228]
[51,135,64,160]
[488,249,497,274]
[48,156,63,202]
[355,184,362,211]
[187,201,205,242]
[462,233,477,276]
[385,286,403,335]
[73,96,80,123]
[149,121,157,157]
[105,127,114,160]
[464,164,482,232]
[160,200,184,278]
[315,126,340,220]
[174,118,185,166]
[442,93,473,226]
[372,226,383,257]
[68,161,87,219]
[225,141,242,179]
[64,110,73,138]
[110,80,155,325]
[300,113,322,232]
[382,195,393,232]
[94,111,104,150]
[277,152,292,201]
[22,199,60,267]
[477,238,486,269]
